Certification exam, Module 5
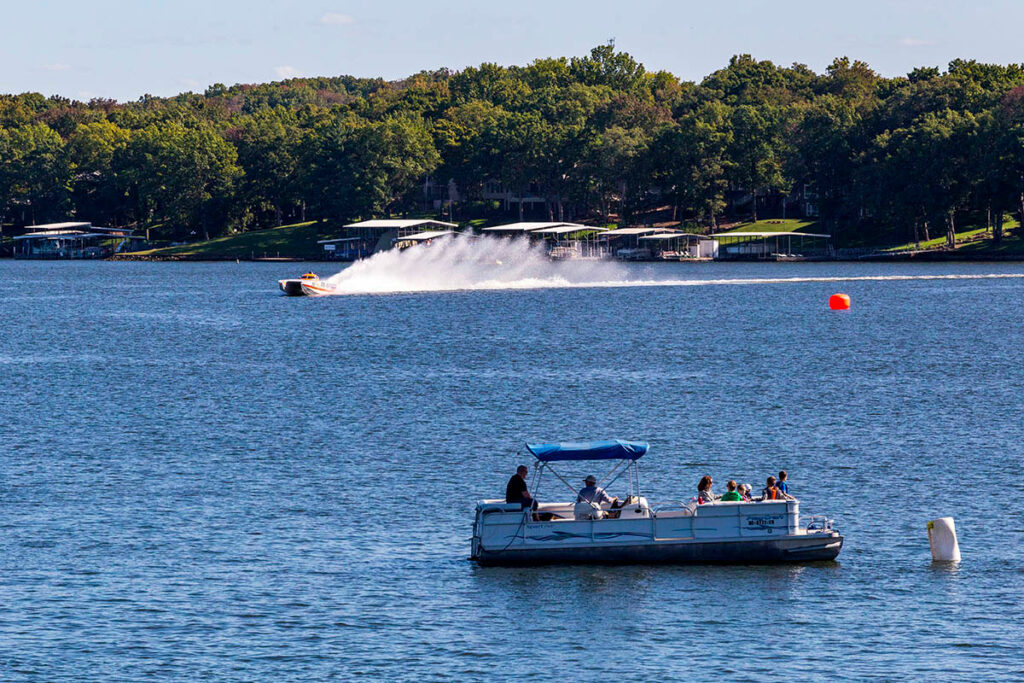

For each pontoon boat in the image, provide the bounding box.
[471,440,843,566]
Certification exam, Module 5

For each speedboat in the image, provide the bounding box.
[278,272,335,296]
[471,440,843,566]
[299,278,336,296]
[278,272,320,296]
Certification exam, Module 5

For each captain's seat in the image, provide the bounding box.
[573,500,605,520]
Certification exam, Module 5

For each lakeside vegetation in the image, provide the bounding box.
[122,221,339,260]
[7,45,1024,253]
[719,219,820,234]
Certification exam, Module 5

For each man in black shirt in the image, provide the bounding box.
[505,465,535,509]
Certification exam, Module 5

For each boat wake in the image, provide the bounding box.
[320,234,1024,295]
[323,235,627,294]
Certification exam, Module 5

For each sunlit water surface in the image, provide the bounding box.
[1,257,1022,681]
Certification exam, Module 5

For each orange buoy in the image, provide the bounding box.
[828,293,851,310]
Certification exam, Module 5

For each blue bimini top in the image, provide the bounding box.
[525,439,649,462]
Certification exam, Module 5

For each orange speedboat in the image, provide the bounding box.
[299,277,336,296]
[278,272,331,296]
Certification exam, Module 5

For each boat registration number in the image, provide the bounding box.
[744,514,786,534]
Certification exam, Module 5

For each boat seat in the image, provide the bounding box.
[573,501,605,520]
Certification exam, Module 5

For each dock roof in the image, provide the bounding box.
[638,232,712,241]
[603,227,674,237]
[530,225,606,235]
[15,223,133,239]
[394,230,458,242]
[24,222,92,232]
[711,231,831,238]
[482,222,582,232]
[317,236,362,244]
[13,231,120,241]
[343,219,458,229]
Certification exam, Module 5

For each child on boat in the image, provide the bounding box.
[720,480,743,502]
[777,470,790,496]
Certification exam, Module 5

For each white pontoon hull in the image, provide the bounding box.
[471,499,842,566]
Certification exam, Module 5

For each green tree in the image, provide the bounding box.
[66,120,131,225]
[862,109,977,247]
[975,87,1024,242]
[118,124,242,239]
[0,122,73,227]
[727,104,789,221]
[231,108,302,227]
[570,43,646,92]
[585,125,649,224]
[476,110,544,221]
[433,100,504,208]
[788,96,859,237]
[300,115,440,220]
[650,102,733,229]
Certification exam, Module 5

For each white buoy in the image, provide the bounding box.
[927,517,961,562]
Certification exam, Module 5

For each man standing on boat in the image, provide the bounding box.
[506,465,536,509]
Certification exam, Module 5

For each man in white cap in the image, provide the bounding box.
[577,474,617,507]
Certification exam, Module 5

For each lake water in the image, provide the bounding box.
[1,253,1023,680]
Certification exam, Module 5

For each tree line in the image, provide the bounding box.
[5,45,1024,246]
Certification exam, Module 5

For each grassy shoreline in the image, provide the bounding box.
[113,221,339,261]
[108,218,1024,262]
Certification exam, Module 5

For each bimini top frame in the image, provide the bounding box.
[524,439,649,501]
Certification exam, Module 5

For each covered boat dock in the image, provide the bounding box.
[12,223,139,259]
[600,227,677,260]
[529,224,607,259]
[637,232,719,260]
[323,219,458,260]
[480,221,585,242]
[392,229,459,250]
[481,221,607,259]
[711,231,833,260]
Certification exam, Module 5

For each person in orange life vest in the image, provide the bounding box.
[761,476,782,500]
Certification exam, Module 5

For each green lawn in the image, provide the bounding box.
[718,219,821,234]
[883,219,1022,252]
[122,221,342,260]
[957,233,1024,252]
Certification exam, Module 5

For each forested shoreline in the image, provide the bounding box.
[5,44,1024,248]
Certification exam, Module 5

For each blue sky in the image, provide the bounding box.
[5,0,1024,101]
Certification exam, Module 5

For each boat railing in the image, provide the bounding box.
[650,500,697,516]
[804,515,833,532]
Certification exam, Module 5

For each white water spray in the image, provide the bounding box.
[324,235,628,294]
[320,234,1024,295]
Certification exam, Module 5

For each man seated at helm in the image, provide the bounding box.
[574,474,619,520]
